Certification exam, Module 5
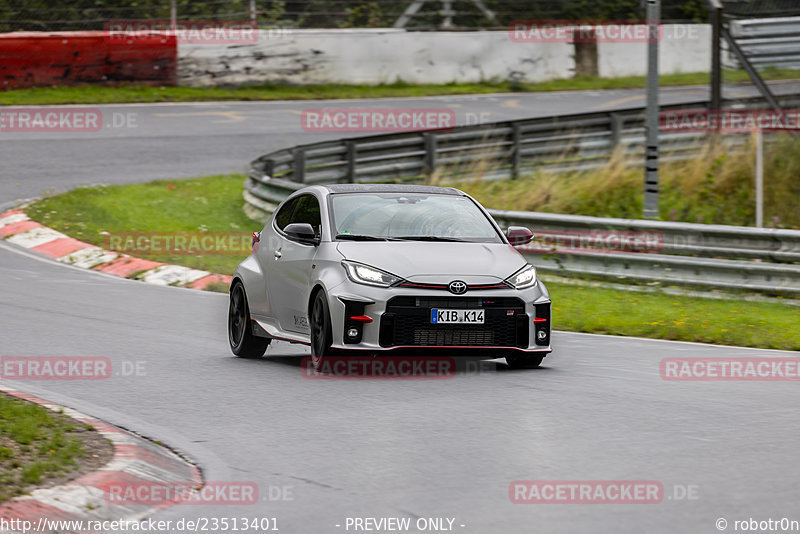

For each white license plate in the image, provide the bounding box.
[431,309,484,324]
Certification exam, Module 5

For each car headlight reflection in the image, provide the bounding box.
[506,264,537,289]
[342,260,402,287]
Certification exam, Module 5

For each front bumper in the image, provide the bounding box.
[327,278,552,354]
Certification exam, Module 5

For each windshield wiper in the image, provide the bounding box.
[393,236,466,242]
[335,234,390,241]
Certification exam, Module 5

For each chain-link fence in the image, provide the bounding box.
[0,0,715,33]
[722,0,800,19]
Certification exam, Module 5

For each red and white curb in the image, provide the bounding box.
[0,386,202,534]
[0,210,231,291]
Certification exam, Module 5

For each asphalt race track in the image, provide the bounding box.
[1,84,799,533]
[3,81,800,202]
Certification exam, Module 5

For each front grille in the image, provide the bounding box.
[413,329,495,346]
[388,296,523,309]
[398,282,510,292]
[380,296,528,348]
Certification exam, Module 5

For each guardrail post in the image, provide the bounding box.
[511,123,522,180]
[263,159,274,179]
[709,0,722,114]
[424,132,438,179]
[346,142,357,183]
[610,113,623,152]
[643,0,661,220]
[293,149,306,183]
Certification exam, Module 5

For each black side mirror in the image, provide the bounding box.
[283,223,319,244]
[506,226,534,246]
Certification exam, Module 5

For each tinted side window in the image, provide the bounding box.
[274,197,299,232]
[291,195,322,236]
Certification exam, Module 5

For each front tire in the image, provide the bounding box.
[310,290,335,371]
[505,354,545,369]
[228,282,270,358]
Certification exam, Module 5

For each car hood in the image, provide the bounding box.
[336,241,527,281]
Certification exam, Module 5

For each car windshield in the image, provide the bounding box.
[330,193,502,243]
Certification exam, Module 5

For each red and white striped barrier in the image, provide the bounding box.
[0,386,202,533]
[0,210,231,291]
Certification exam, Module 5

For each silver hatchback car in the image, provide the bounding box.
[228,184,552,370]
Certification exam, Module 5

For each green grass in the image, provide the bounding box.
[22,174,800,350]
[454,134,800,228]
[26,175,257,275]
[549,280,799,351]
[2,69,798,105]
[0,394,87,501]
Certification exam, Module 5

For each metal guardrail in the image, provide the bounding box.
[246,94,800,203]
[525,249,800,295]
[729,17,800,70]
[490,210,800,264]
[243,95,800,296]
[242,190,800,297]
[491,211,800,296]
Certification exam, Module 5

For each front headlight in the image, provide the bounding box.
[342,260,402,288]
[505,264,537,289]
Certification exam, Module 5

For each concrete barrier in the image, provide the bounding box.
[177,29,575,87]
[597,25,711,78]
[1,26,712,89]
[178,26,711,87]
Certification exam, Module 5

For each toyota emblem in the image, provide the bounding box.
[448,281,468,295]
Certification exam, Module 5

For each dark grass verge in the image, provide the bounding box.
[25,175,255,275]
[547,279,799,351]
[0,393,113,502]
[2,69,798,105]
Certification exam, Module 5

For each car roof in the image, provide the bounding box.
[322,184,464,195]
